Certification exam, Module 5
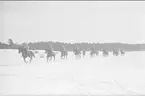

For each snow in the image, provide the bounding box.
[0,49,145,95]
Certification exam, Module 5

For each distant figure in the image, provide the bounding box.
[46,51,56,62]
[45,45,56,62]
[60,45,68,59]
[120,49,125,55]
[90,47,98,57]
[113,49,119,56]
[21,43,30,55]
[23,43,29,50]
[45,45,53,54]
[18,45,35,63]
[73,47,81,59]
[102,49,109,57]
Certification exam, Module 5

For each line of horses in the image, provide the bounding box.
[18,45,125,63]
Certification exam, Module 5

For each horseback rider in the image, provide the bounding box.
[22,43,29,49]
[113,48,119,56]
[60,45,65,52]
[120,49,125,55]
[102,49,107,53]
[22,43,29,54]
[46,44,53,54]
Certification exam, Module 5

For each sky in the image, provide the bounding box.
[0,1,145,44]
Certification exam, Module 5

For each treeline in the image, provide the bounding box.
[0,41,145,51]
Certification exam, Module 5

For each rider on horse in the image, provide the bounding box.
[22,43,30,54]
[60,45,65,51]
[46,45,53,54]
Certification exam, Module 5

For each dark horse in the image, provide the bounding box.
[73,48,81,59]
[102,49,109,57]
[113,49,119,56]
[60,50,68,59]
[18,47,35,63]
[90,48,99,58]
[45,49,56,62]
[60,45,68,59]
[120,49,125,55]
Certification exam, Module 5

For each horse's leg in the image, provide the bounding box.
[64,54,66,59]
[23,57,27,63]
[65,53,67,59]
[64,55,66,59]
[60,53,62,59]
[46,56,48,62]
[29,57,32,63]
[62,53,65,59]
[49,56,52,61]
[47,55,51,62]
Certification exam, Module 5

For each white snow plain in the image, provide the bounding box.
[0,49,145,95]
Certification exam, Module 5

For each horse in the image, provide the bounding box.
[90,49,99,58]
[18,47,35,63]
[102,49,109,57]
[73,48,81,59]
[120,49,125,55]
[59,45,68,59]
[113,49,119,56]
[45,49,56,62]
[60,50,68,59]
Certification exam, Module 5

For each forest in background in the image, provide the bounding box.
[0,39,145,51]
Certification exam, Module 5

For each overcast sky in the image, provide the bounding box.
[0,1,145,44]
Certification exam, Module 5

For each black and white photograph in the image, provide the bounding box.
[0,1,145,96]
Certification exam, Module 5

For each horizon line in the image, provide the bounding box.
[1,40,145,45]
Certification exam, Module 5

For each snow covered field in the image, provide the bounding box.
[0,49,145,95]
